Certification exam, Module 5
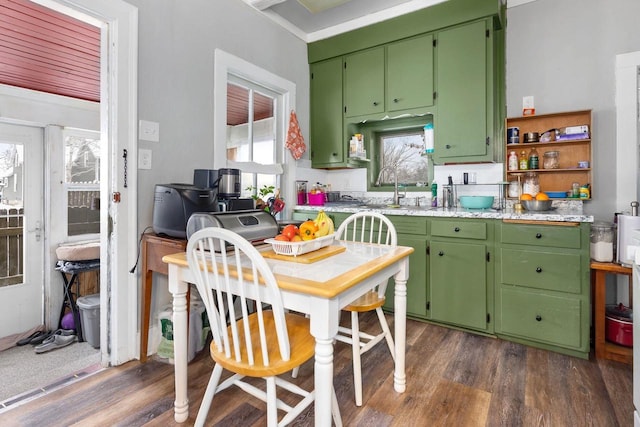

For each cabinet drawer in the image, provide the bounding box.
[499,248,581,294]
[499,287,582,349]
[389,216,427,235]
[501,222,581,249]
[431,219,486,240]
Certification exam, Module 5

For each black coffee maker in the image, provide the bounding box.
[194,168,252,211]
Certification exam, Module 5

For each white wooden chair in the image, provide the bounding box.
[187,227,341,427]
[334,211,397,406]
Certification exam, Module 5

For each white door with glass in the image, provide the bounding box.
[0,122,44,339]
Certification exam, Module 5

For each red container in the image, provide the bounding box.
[307,192,325,206]
[605,315,633,347]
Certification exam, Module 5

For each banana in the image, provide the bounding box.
[314,210,334,237]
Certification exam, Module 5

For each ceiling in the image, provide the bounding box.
[242,0,450,42]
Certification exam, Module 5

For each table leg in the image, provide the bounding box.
[169,264,189,423]
[314,337,334,427]
[310,299,339,427]
[393,258,408,393]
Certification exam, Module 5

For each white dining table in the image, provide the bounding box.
[163,240,413,426]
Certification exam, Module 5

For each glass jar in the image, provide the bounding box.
[590,221,615,262]
[508,179,521,198]
[522,172,539,196]
[543,150,559,169]
[295,180,307,205]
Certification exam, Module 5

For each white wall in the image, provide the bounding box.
[506,0,640,220]
[128,0,308,230]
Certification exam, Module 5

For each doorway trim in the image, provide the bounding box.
[33,0,139,365]
[616,51,640,211]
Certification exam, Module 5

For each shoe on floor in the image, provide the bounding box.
[17,330,45,346]
[29,330,53,345]
[34,333,77,354]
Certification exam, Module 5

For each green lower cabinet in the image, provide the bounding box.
[498,286,582,349]
[384,233,428,319]
[383,216,428,319]
[429,239,490,332]
[495,221,590,359]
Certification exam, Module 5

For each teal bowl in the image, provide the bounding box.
[459,196,494,209]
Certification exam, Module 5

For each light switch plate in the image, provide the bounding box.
[139,120,159,142]
[138,148,152,169]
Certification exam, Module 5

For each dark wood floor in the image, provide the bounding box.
[1,313,633,426]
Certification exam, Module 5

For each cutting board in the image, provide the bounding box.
[262,245,346,263]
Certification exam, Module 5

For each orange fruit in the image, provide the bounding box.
[520,193,533,201]
[535,192,550,201]
[274,234,289,241]
[291,235,302,242]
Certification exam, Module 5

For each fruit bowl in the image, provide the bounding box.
[264,233,335,256]
[521,200,553,211]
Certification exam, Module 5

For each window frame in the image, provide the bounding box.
[213,49,296,216]
[357,116,434,191]
[62,127,100,240]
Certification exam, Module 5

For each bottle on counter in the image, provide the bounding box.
[528,147,539,170]
[431,181,438,207]
[519,150,528,170]
[508,151,518,171]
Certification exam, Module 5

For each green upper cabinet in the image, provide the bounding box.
[386,34,434,112]
[310,57,344,167]
[344,47,385,118]
[307,0,504,169]
[434,19,491,162]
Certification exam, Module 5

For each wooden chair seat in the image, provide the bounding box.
[213,312,314,377]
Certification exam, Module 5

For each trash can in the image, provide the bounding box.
[76,293,100,348]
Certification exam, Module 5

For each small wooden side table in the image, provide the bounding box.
[591,261,632,364]
[140,233,187,362]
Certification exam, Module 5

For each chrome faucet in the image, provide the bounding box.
[375,165,404,205]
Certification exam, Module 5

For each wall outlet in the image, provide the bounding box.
[138,148,152,169]
[139,120,159,142]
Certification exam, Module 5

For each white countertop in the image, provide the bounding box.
[294,203,594,223]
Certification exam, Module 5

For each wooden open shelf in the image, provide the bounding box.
[505,110,592,198]
[591,261,633,365]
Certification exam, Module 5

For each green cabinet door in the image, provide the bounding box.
[386,34,434,112]
[434,19,489,162]
[310,57,344,167]
[384,233,428,319]
[429,240,488,331]
[344,47,385,117]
